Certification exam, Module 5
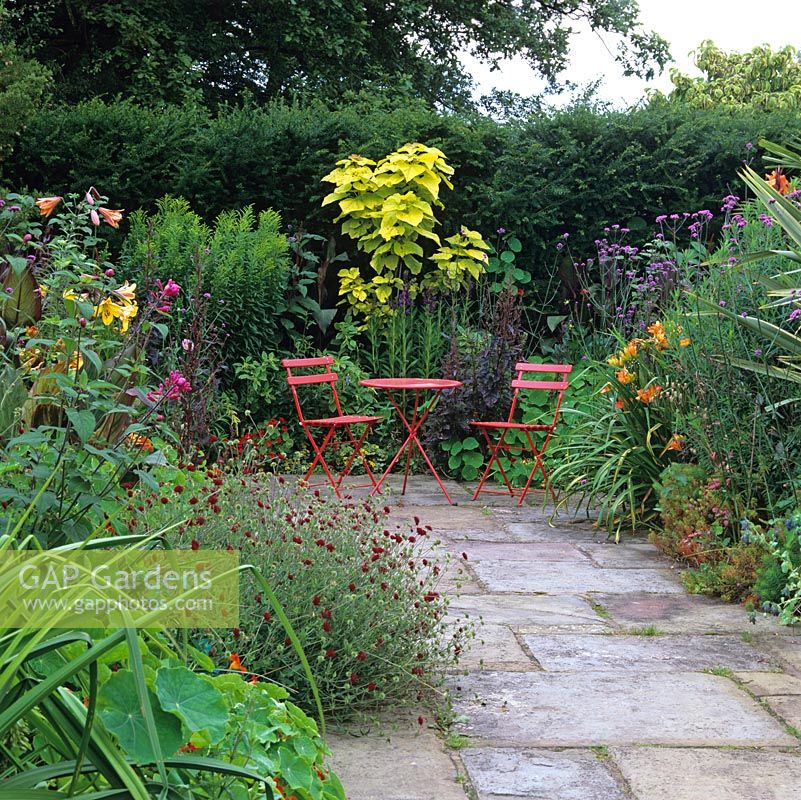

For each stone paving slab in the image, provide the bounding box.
[451,671,795,746]
[461,747,627,800]
[521,633,776,672]
[503,522,606,543]
[448,593,608,629]
[758,635,801,674]
[390,506,501,532]
[578,542,671,569]
[764,695,801,728]
[457,541,592,563]
[594,591,754,633]
[326,727,467,800]
[469,560,683,594]
[736,671,801,696]
[612,747,801,800]
[451,624,534,671]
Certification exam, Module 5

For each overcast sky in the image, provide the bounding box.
[463,0,801,107]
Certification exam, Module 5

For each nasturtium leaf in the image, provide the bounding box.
[279,748,316,796]
[508,236,522,252]
[500,250,515,263]
[98,670,184,764]
[155,666,229,745]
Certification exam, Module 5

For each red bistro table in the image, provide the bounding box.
[360,378,462,504]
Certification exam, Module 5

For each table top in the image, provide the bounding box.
[360,377,462,391]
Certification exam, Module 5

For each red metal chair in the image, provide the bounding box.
[282,356,382,497]
[470,363,572,506]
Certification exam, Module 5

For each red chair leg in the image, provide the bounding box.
[337,423,380,492]
[472,428,514,501]
[518,431,557,506]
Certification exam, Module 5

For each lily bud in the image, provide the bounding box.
[90,209,100,226]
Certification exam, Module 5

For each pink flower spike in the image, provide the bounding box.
[162,279,181,298]
[90,209,100,226]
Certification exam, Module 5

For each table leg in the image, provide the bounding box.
[370,389,455,504]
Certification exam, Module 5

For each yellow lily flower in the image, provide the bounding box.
[113,281,137,302]
[117,301,138,333]
[95,297,120,326]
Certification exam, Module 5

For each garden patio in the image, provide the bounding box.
[4,5,801,799]
[329,477,801,800]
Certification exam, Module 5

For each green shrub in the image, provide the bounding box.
[121,196,290,369]
[653,463,733,563]
[7,97,801,274]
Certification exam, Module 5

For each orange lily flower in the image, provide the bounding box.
[36,196,63,216]
[615,368,634,385]
[766,169,790,195]
[125,432,154,453]
[98,207,124,228]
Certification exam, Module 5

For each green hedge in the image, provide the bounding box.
[5,96,801,272]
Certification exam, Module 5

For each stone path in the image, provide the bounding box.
[327,477,801,800]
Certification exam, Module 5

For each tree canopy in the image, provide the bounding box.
[665,40,801,110]
[0,0,669,109]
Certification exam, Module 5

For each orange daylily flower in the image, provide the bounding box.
[615,368,634,385]
[679,337,690,347]
[646,321,669,350]
[615,398,625,410]
[636,384,663,404]
[36,196,62,216]
[766,169,790,195]
[661,433,684,455]
[98,207,124,228]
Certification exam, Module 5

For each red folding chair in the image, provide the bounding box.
[282,356,382,498]
[470,363,572,506]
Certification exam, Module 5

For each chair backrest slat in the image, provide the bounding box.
[512,378,568,391]
[506,363,573,426]
[515,362,572,374]
[287,373,338,386]
[282,356,334,368]
[283,356,343,422]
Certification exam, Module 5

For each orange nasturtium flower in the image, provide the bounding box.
[35,196,63,216]
[98,207,124,228]
[636,384,663,404]
[766,169,790,195]
[228,653,247,673]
